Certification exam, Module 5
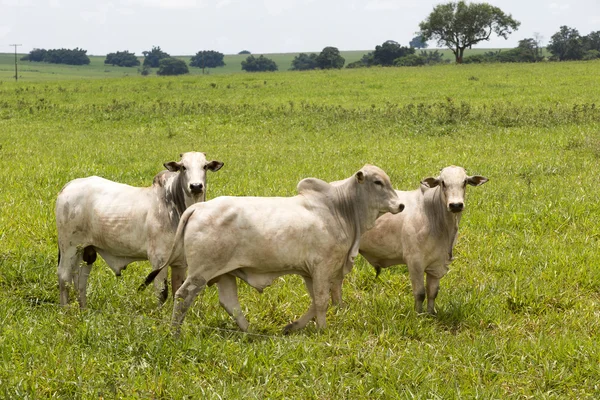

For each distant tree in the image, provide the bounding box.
[143,46,170,68]
[547,26,584,61]
[373,41,414,66]
[38,48,90,65]
[409,34,428,49]
[419,1,520,63]
[316,47,345,69]
[418,50,448,64]
[241,55,278,72]
[582,30,600,52]
[238,50,251,54]
[290,53,319,70]
[104,51,140,67]
[190,50,225,73]
[156,57,189,75]
[21,48,47,62]
[583,50,600,60]
[395,54,426,66]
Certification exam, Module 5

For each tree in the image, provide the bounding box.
[241,55,278,72]
[419,1,520,63]
[143,46,170,68]
[156,57,189,76]
[290,53,318,71]
[104,51,140,67]
[395,54,425,67]
[547,26,584,61]
[21,48,47,62]
[373,41,414,66]
[409,34,428,49]
[582,31,600,52]
[238,50,251,54]
[316,46,345,69]
[190,50,225,73]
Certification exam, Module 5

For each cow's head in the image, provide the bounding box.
[421,166,487,213]
[355,165,404,227]
[164,152,224,203]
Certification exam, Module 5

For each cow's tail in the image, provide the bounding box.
[138,207,197,291]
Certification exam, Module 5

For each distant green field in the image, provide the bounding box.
[0,48,531,81]
[1,60,599,398]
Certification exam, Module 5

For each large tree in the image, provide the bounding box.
[316,47,345,69]
[409,34,428,49]
[547,26,584,61]
[290,53,319,71]
[373,40,414,66]
[142,46,170,68]
[190,50,225,73]
[419,1,520,63]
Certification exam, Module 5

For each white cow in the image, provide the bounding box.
[358,166,488,314]
[55,152,223,308]
[141,165,404,333]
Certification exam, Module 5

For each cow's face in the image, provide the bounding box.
[164,152,224,202]
[421,166,488,213]
[356,165,404,219]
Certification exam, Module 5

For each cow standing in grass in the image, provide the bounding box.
[141,165,404,333]
[55,152,223,308]
[358,166,488,314]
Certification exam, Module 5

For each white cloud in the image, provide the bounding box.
[2,0,32,6]
[263,0,296,16]
[0,26,11,39]
[124,0,204,9]
[48,0,61,7]
[216,0,231,8]
[365,0,416,11]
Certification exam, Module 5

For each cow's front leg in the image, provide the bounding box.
[216,274,249,331]
[425,273,441,315]
[329,268,345,308]
[283,277,315,334]
[312,275,331,330]
[149,254,169,305]
[172,276,206,335]
[407,262,426,314]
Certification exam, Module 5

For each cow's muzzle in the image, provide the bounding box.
[449,202,464,213]
[189,183,204,194]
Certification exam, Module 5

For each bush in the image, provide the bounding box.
[290,53,319,71]
[21,48,90,65]
[394,54,425,66]
[105,51,140,67]
[583,50,600,60]
[143,46,170,68]
[241,55,278,72]
[156,58,189,76]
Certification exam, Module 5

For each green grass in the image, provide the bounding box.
[0,61,599,398]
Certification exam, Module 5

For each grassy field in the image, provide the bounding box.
[0,60,599,398]
[0,47,531,81]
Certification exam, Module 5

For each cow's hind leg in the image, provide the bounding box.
[171,276,206,335]
[171,266,187,301]
[216,274,249,331]
[72,246,96,309]
[58,246,82,306]
[425,273,441,315]
[152,267,169,305]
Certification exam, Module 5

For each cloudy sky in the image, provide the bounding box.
[2,0,599,56]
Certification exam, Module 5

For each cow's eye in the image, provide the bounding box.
[374,180,384,187]
[441,181,446,188]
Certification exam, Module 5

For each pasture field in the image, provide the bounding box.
[1,61,600,398]
[0,47,529,81]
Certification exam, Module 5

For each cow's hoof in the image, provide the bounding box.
[282,322,296,335]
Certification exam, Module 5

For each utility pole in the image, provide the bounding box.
[9,44,22,82]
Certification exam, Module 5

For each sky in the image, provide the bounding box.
[2,0,599,56]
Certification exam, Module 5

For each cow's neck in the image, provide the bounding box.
[169,172,188,218]
[331,183,368,272]
[426,186,461,261]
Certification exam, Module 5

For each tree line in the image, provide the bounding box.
[19,1,600,75]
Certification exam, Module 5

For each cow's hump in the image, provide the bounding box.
[296,177,331,195]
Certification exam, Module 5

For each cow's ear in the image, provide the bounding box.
[206,160,224,172]
[355,170,365,184]
[164,161,182,172]
[467,175,488,187]
[421,177,440,188]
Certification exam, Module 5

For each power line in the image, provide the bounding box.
[9,44,22,82]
